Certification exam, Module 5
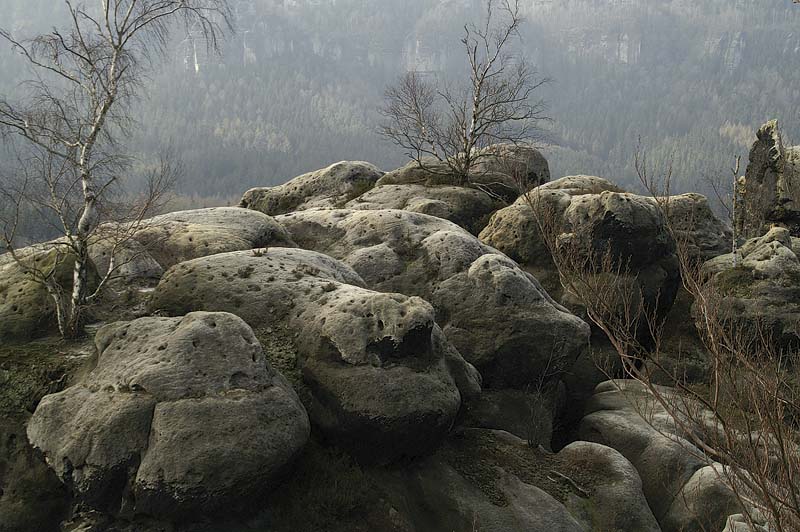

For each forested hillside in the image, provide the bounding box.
[1,0,799,202]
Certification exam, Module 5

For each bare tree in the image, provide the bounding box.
[379,0,549,187]
[0,0,231,338]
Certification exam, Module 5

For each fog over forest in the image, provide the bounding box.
[2,0,800,205]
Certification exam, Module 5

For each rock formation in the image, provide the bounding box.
[274,208,590,389]
[736,119,800,238]
[26,312,310,519]
[702,226,800,348]
[240,161,384,215]
[148,247,480,464]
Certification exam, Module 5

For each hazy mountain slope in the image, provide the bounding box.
[1,0,799,200]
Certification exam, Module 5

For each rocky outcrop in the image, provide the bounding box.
[346,184,503,234]
[659,193,732,261]
[376,144,550,203]
[737,120,800,238]
[579,380,746,532]
[557,441,661,532]
[480,175,681,321]
[275,208,590,389]
[26,312,310,519]
[132,207,296,271]
[148,247,479,464]
[377,429,658,532]
[0,246,94,341]
[702,226,800,348]
[241,161,384,215]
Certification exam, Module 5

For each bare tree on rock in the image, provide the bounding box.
[379,0,549,188]
[0,0,231,338]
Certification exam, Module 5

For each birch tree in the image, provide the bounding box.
[0,0,231,338]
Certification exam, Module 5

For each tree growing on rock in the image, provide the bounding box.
[379,0,549,189]
[0,0,231,338]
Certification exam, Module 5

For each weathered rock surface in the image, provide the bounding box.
[377,429,657,532]
[376,144,550,203]
[703,226,800,348]
[480,175,681,323]
[557,441,661,532]
[132,207,296,271]
[275,208,590,389]
[148,248,478,463]
[659,193,732,261]
[737,119,800,238]
[241,161,384,215]
[578,380,744,531]
[27,312,310,519]
[0,245,94,341]
[346,183,502,234]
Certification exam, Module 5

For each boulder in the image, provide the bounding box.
[240,161,384,215]
[480,175,681,326]
[26,312,310,519]
[346,184,503,234]
[376,144,550,203]
[736,119,800,238]
[132,207,296,270]
[659,193,732,261]
[377,429,657,532]
[702,226,800,348]
[660,464,744,532]
[557,441,661,532]
[578,380,744,531]
[148,248,478,463]
[275,208,590,389]
[0,245,96,341]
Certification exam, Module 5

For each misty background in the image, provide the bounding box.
[1,0,799,208]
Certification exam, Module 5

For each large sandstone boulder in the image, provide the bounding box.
[274,208,590,389]
[702,226,800,348]
[377,144,550,203]
[578,380,744,531]
[659,193,732,261]
[26,312,310,519]
[480,175,681,323]
[736,119,800,238]
[132,207,296,271]
[0,245,97,341]
[240,161,384,215]
[557,441,661,532]
[149,248,479,463]
[376,429,657,532]
[346,184,503,234]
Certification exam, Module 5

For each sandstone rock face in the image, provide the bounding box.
[346,184,502,234]
[275,208,590,389]
[0,246,94,341]
[578,380,742,532]
[132,207,296,270]
[703,226,800,348]
[557,441,661,532]
[241,161,384,215]
[26,312,310,519]
[378,429,657,532]
[480,175,681,321]
[148,248,477,463]
[659,193,732,261]
[737,120,800,238]
[376,144,550,203]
